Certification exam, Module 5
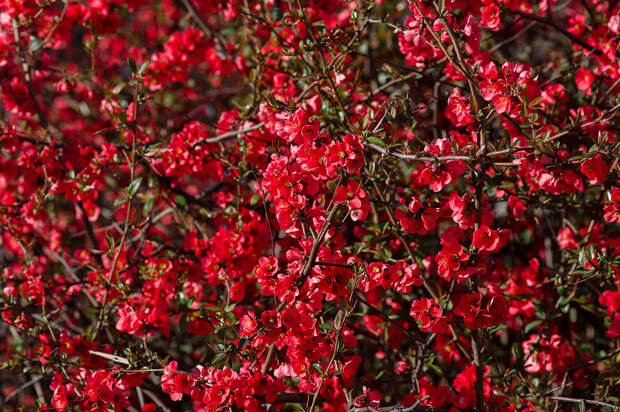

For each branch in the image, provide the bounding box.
[548,396,619,410]
[180,0,213,35]
[191,122,265,148]
[351,399,449,412]
[300,204,340,276]
[78,202,104,267]
[506,8,603,56]
[3,375,46,404]
[260,204,341,376]
[88,350,130,365]
[178,0,227,53]
[365,143,469,163]
[12,19,50,135]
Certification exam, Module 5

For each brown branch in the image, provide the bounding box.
[548,396,619,410]
[506,8,603,56]
[179,0,227,53]
[351,402,449,412]
[34,1,69,51]
[260,204,341,376]
[191,122,265,148]
[12,19,50,136]
[93,82,141,340]
[300,204,341,277]
[88,350,130,365]
[78,202,104,267]
[365,143,469,163]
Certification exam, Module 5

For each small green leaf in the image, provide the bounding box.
[114,196,127,207]
[138,60,151,74]
[142,140,161,152]
[237,336,248,351]
[367,136,386,147]
[175,195,187,207]
[128,56,138,74]
[319,323,335,332]
[525,319,543,334]
[578,249,586,266]
[511,343,523,362]
[488,324,507,333]
[142,196,154,216]
[212,352,229,364]
[529,96,543,107]
[127,177,142,197]
[334,310,344,328]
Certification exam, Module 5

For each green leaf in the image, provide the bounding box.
[128,56,138,74]
[525,319,543,334]
[175,195,187,207]
[111,83,126,95]
[127,177,142,198]
[138,60,151,74]
[488,324,507,333]
[511,343,523,362]
[142,140,161,152]
[142,196,154,216]
[367,136,386,147]
[334,310,344,328]
[114,196,127,207]
[517,229,533,245]
[529,96,543,107]
[319,323,335,332]
[237,336,248,351]
[578,249,586,266]
[212,352,229,364]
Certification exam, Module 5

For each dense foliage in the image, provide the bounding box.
[1,0,620,411]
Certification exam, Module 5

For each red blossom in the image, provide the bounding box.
[575,68,595,95]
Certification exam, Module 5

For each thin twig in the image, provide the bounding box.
[548,396,619,410]
[191,122,265,148]
[507,8,603,56]
[88,350,130,365]
[260,204,341,375]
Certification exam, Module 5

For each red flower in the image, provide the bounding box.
[580,155,609,184]
[255,256,278,279]
[240,312,259,336]
[556,227,578,250]
[383,261,422,293]
[491,94,511,114]
[410,298,445,332]
[334,180,370,221]
[481,4,502,31]
[446,89,474,127]
[204,384,230,409]
[575,68,594,95]
[161,362,188,401]
[472,225,509,253]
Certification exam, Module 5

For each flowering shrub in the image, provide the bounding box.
[2,0,620,411]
